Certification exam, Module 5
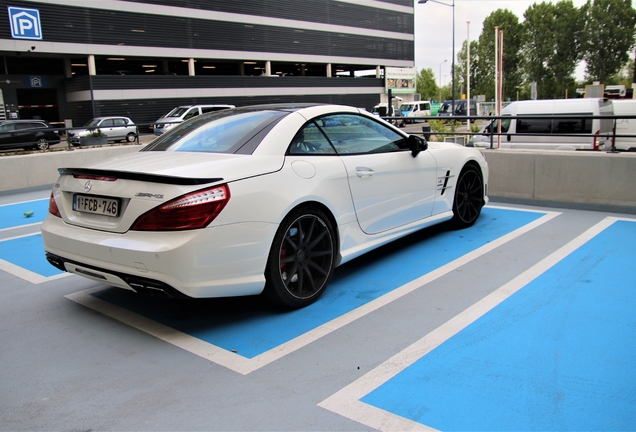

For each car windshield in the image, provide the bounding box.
[439,103,453,113]
[400,104,414,112]
[373,106,389,116]
[144,110,288,154]
[164,107,189,118]
[83,119,101,127]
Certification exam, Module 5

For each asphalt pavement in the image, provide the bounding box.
[1,186,634,430]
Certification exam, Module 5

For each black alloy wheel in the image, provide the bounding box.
[451,165,484,228]
[265,207,336,308]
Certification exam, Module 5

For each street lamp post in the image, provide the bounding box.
[439,59,447,102]
[419,0,455,115]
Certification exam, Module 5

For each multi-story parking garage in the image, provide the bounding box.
[0,0,413,129]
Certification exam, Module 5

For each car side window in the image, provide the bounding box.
[16,122,41,130]
[113,118,126,127]
[183,108,199,120]
[517,116,551,134]
[101,119,114,127]
[201,106,226,114]
[553,113,592,134]
[316,114,407,155]
[491,117,512,133]
[288,122,335,155]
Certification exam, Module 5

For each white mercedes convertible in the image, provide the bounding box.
[42,104,488,308]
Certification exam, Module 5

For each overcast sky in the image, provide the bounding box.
[413,0,589,83]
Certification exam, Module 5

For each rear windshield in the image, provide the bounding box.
[143,110,288,154]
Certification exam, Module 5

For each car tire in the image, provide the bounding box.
[126,133,137,143]
[264,207,336,308]
[36,138,49,150]
[450,164,484,229]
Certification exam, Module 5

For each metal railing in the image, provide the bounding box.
[4,115,636,154]
[0,124,147,152]
[383,114,636,153]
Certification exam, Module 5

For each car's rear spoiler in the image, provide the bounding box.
[57,168,223,186]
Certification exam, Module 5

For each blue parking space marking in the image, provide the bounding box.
[356,218,636,431]
[0,199,49,230]
[94,208,544,358]
[85,207,546,360]
[0,233,62,278]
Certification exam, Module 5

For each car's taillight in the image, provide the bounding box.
[48,190,61,218]
[593,130,600,150]
[131,184,230,231]
[73,174,117,182]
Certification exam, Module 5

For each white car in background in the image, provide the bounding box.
[468,98,613,150]
[68,116,137,145]
[42,104,488,308]
[400,101,432,123]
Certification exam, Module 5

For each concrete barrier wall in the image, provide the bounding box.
[481,149,636,207]
[0,146,141,192]
[2,145,636,209]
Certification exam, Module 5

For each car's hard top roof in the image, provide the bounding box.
[225,103,327,113]
[92,116,131,120]
[0,119,49,123]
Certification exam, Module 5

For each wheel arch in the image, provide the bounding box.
[458,158,487,206]
[282,200,341,266]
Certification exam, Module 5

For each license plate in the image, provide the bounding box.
[73,194,119,217]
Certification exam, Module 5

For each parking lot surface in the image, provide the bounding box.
[1,187,635,431]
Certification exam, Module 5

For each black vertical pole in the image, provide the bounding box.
[388,88,394,123]
[89,74,96,119]
[633,50,636,85]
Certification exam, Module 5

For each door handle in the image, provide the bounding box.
[356,167,375,177]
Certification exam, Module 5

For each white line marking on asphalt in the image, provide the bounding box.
[65,207,560,375]
[0,232,70,283]
[0,258,70,284]
[318,216,621,431]
[0,222,42,233]
[0,197,48,207]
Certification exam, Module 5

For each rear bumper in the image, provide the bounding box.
[41,216,278,299]
[46,252,187,298]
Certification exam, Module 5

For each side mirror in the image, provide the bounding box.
[408,135,428,157]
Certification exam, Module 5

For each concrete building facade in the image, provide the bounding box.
[0,0,414,129]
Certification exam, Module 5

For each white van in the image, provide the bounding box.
[469,98,613,150]
[371,102,405,126]
[611,99,636,151]
[153,104,235,135]
[399,101,432,123]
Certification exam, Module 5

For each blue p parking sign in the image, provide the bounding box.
[8,6,43,40]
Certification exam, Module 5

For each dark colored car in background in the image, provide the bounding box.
[0,119,61,151]
[437,100,477,118]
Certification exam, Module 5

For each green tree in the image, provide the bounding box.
[474,9,524,102]
[522,1,584,99]
[523,3,554,86]
[415,67,439,101]
[581,0,636,83]
[607,57,635,85]
[456,39,480,99]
